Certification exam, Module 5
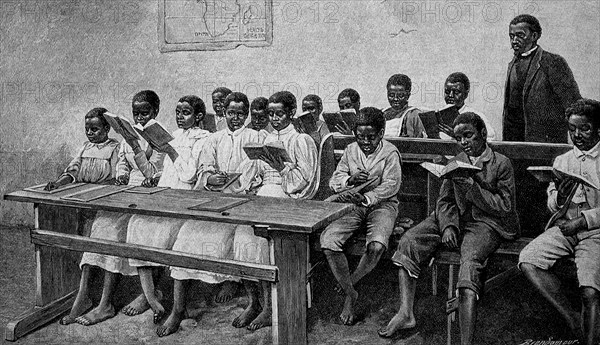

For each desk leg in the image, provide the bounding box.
[5,204,82,341]
[269,229,308,345]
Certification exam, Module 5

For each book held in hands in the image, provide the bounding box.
[133,119,174,150]
[293,111,318,134]
[420,160,481,179]
[418,104,461,139]
[528,166,600,190]
[103,112,139,140]
[322,109,357,133]
[243,141,292,163]
[324,176,381,202]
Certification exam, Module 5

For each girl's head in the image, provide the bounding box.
[250,97,269,130]
[85,107,110,144]
[212,87,232,117]
[176,95,206,130]
[132,90,160,126]
[224,92,250,132]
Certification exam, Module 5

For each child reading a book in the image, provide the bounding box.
[232,91,319,331]
[382,74,426,138]
[248,96,272,134]
[320,107,402,325]
[299,94,330,146]
[379,112,519,344]
[520,99,600,345]
[156,92,262,337]
[334,88,361,135]
[126,95,212,326]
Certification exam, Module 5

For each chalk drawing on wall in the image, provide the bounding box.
[159,0,273,52]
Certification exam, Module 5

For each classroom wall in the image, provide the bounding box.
[1,0,599,225]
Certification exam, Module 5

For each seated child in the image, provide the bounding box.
[299,94,330,146]
[439,72,496,140]
[320,107,402,325]
[519,99,600,345]
[247,96,272,136]
[156,92,263,337]
[379,113,519,344]
[207,87,233,132]
[335,88,361,135]
[232,90,319,331]
[44,107,121,325]
[382,74,426,137]
[126,95,212,325]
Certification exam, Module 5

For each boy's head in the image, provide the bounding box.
[250,97,270,130]
[444,72,470,109]
[224,92,250,132]
[177,95,205,129]
[338,88,360,114]
[132,90,160,126]
[565,98,600,151]
[354,107,386,155]
[509,14,541,56]
[302,94,323,121]
[85,107,110,144]
[452,112,487,157]
[268,91,296,131]
[212,87,233,117]
[386,74,411,110]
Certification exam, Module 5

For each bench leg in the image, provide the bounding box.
[447,264,457,345]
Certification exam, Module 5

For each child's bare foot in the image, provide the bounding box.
[232,303,260,328]
[156,310,184,337]
[246,308,271,331]
[377,311,416,338]
[59,298,92,325]
[75,304,116,326]
[148,290,165,324]
[121,293,150,316]
[216,281,238,303]
[340,289,358,325]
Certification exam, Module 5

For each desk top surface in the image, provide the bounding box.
[5,184,353,233]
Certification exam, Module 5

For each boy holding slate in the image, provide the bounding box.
[320,107,402,325]
[382,74,426,138]
[520,99,600,345]
[379,112,519,344]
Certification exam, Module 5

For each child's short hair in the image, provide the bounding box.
[132,90,160,111]
[386,74,412,91]
[303,94,323,109]
[85,107,110,128]
[178,95,206,126]
[269,91,296,113]
[224,92,250,112]
[355,107,386,133]
[338,88,360,103]
[251,97,269,111]
[565,98,600,128]
[445,72,470,93]
[212,87,232,97]
[453,112,487,133]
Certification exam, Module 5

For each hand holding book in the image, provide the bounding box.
[348,169,370,185]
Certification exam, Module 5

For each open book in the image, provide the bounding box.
[527,166,600,190]
[418,104,460,139]
[133,119,174,149]
[207,172,242,192]
[324,176,381,202]
[420,160,481,179]
[322,109,357,133]
[243,141,292,163]
[103,112,139,140]
[293,111,318,134]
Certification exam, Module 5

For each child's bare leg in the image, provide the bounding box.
[458,288,477,345]
[216,281,238,303]
[232,280,261,328]
[60,265,93,325]
[378,268,417,337]
[324,249,358,325]
[76,271,118,326]
[138,266,165,323]
[157,279,187,337]
[349,242,385,285]
[581,287,599,345]
[247,281,272,331]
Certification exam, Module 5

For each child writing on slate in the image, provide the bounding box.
[382,74,426,138]
[126,95,212,325]
[320,107,402,325]
[156,92,263,337]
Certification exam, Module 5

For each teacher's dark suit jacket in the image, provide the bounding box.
[502,46,581,143]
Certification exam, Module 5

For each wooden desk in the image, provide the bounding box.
[4,184,352,344]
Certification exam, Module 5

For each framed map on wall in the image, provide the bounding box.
[159,0,273,52]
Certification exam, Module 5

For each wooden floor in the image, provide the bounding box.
[0,225,580,345]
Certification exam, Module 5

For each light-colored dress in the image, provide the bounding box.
[170,127,262,283]
[116,140,165,185]
[127,127,211,268]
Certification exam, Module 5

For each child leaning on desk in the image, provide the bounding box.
[125,95,212,326]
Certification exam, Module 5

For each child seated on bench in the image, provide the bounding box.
[320,107,402,325]
[382,74,426,138]
[520,99,600,345]
[210,87,233,132]
[248,96,271,135]
[299,94,330,146]
[334,88,361,135]
[379,112,519,344]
